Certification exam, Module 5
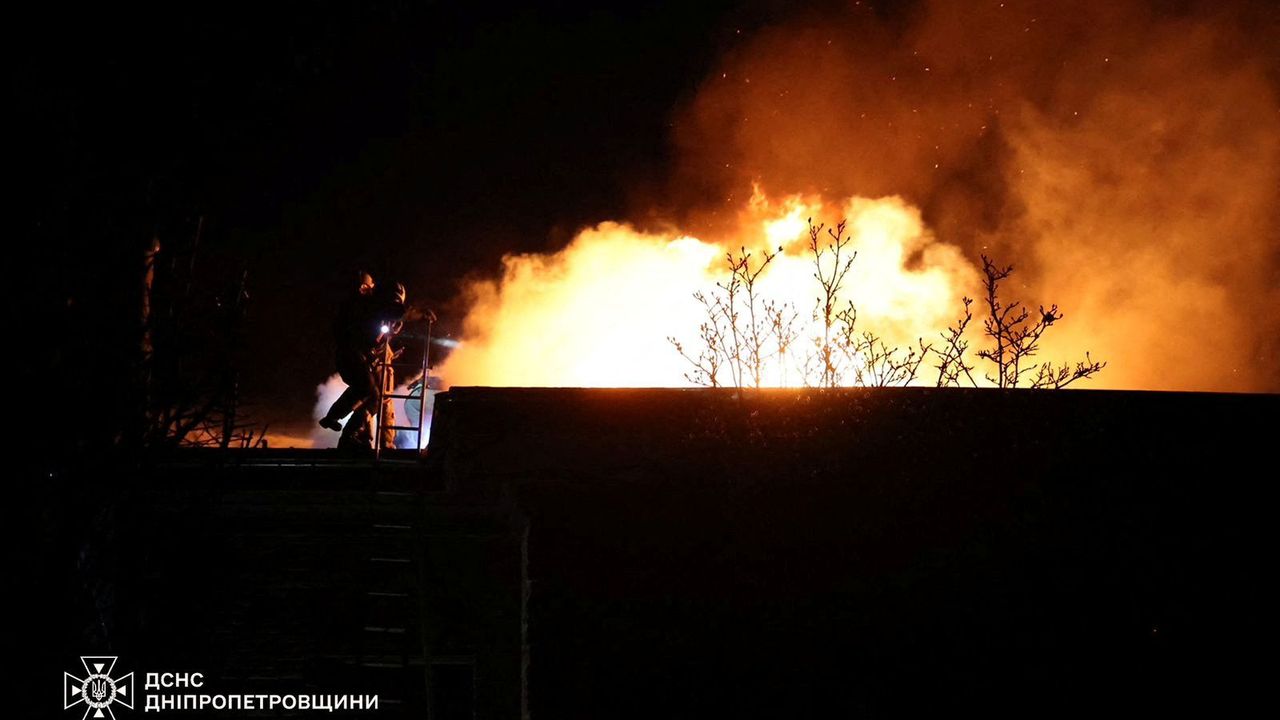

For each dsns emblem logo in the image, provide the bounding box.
[65,657,134,719]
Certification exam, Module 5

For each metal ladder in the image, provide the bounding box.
[372,318,434,460]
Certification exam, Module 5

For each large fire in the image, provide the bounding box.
[437,0,1279,393]
[305,0,1277,442]
[438,191,980,388]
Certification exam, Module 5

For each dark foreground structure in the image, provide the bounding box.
[25,388,1277,718]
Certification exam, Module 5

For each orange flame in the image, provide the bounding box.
[439,191,980,388]
[441,0,1280,393]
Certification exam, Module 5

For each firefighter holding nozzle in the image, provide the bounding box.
[319,272,433,451]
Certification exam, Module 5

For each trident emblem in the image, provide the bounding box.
[65,656,134,720]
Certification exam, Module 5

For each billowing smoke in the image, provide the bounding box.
[669,0,1280,391]
[433,0,1278,392]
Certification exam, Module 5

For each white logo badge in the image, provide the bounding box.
[65,656,134,719]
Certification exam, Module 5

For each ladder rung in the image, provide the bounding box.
[385,425,422,431]
[381,393,421,400]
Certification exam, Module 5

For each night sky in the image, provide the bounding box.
[20,0,817,438]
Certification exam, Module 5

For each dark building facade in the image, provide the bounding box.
[29,387,1277,718]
